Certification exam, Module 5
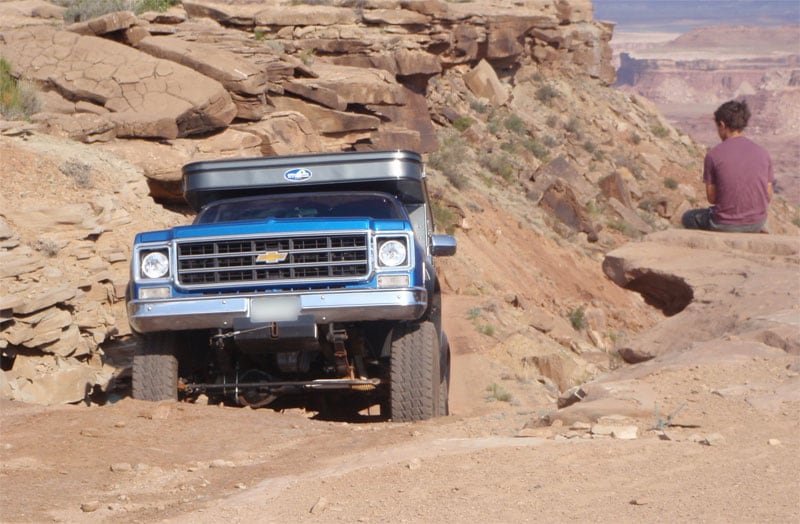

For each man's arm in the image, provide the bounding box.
[706,183,716,204]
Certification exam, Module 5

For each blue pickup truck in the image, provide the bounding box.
[126,150,456,421]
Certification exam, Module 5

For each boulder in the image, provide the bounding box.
[271,97,380,134]
[361,9,429,26]
[464,59,508,106]
[0,27,236,139]
[254,6,360,27]
[66,10,138,36]
[236,111,322,156]
[135,35,269,96]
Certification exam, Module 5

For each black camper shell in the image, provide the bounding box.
[182,150,427,212]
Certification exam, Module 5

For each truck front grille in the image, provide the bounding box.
[176,234,369,287]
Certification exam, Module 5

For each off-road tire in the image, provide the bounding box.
[389,321,440,422]
[133,333,178,401]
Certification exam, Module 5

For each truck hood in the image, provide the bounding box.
[135,218,410,243]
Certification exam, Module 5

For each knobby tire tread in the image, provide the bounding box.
[132,332,178,402]
[390,321,440,422]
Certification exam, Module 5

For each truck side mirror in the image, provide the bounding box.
[431,234,457,257]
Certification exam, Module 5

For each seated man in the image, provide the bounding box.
[682,100,774,233]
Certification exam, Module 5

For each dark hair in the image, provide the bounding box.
[714,100,750,131]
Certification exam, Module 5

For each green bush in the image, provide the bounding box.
[0,58,40,120]
[504,114,526,135]
[485,383,511,402]
[429,134,470,189]
[651,125,670,139]
[564,117,582,135]
[431,201,459,235]
[568,305,585,330]
[453,116,474,132]
[664,177,678,190]
[523,139,549,161]
[535,84,560,105]
[480,151,515,182]
[469,98,491,114]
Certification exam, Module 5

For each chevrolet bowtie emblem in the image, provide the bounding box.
[255,251,288,264]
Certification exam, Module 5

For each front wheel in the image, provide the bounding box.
[132,332,178,401]
[389,321,441,422]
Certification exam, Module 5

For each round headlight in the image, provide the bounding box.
[378,240,407,267]
[141,251,169,279]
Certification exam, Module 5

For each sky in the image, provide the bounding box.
[593,0,800,32]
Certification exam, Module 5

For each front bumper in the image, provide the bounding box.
[128,288,427,333]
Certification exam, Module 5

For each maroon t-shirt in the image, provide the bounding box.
[703,136,774,225]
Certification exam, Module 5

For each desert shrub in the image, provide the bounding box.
[546,115,559,128]
[0,58,40,120]
[253,30,266,41]
[541,135,558,148]
[631,131,642,145]
[431,201,459,235]
[583,140,596,154]
[594,150,606,162]
[664,177,678,190]
[453,116,474,132]
[480,151,515,182]
[299,48,316,66]
[535,84,560,104]
[467,307,482,320]
[504,114,526,135]
[568,305,586,330]
[564,116,582,137]
[60,159,93,188]
[607,219,638,237]
[428,134,470,189]
[62,0,177,22]
[651,125,670,138]
[522,138,549,161]
[33,239,60,258]
[469,98,491,114]
[485,383,511,402]
[486,113,502,135]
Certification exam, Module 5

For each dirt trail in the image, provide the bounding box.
[1,329,798,523]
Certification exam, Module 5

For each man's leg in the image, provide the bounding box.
[681,208,713,230]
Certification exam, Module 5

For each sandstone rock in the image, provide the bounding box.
[271,97,380,134]
[66,10,138,36]
[15,286,77,316]
[0,253,44,279]
[608,197,652,234]
[237,111,322,156]
[394,49,442,77]
[283,79,346,111]
[1,27,237,139]
[254,6,359,27]
[32,112,116,143]
[182,0,264,27]
[362,9,429,26]
[464,59,508,106]
[135,36,268,96]
[8,354,111,405]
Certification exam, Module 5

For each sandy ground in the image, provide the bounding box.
[2,299,798,523]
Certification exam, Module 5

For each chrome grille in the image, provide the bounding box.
[177,234,369,286]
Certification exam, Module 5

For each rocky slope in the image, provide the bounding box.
[1,0,798,406]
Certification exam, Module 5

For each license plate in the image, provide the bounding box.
[250,296,300,322]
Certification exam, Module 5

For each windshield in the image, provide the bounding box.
[196,192,406,224]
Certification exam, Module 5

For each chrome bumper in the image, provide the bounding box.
[128,288,427,333]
